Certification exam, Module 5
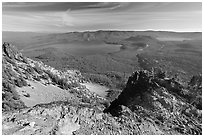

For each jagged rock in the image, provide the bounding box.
[2,42,27,62]
[2,42,19,59]
[106,69,202,135]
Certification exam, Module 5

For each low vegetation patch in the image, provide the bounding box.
[2,81,26,111]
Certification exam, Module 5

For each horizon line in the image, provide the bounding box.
[2,29,202,34]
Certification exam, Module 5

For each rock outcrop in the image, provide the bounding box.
[2,101,165,135]
[105,69,202,135]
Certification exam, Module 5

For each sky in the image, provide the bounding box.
[2,2,202,32]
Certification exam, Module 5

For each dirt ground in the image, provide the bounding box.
[16,80,74,107]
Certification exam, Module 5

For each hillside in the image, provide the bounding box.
[2,42,115,110]
[2,31,202,90]
[2,42,202,135]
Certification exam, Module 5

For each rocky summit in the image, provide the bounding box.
[105,69,202,134]
[2,42,202,135]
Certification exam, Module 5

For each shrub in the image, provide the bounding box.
[14,79,23,87]
[22,56,28,63]
[3,82,20,100]
[24,71,30,79]
[11,89,20,100]
[58,78,69,89]
[83,73,113,87]
[105,71,124,81]
[3,100,25,110]
[46,71,60,83]
[26,67,35,74]
[2,81,26,111]
[3,67,15,79]
[2,102,11,111]
[15,77,27,87]
[153,68,166,79]
[33,66,43,74]
[41,74,49,80]
[33,75,41,81]
[3,81,12,91]
[2,92,13,100]
[21,77,27,86]
[69,82,80,88]
[81,97,91,103]
[24,93,30,97]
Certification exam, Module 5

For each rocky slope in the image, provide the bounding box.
[105,69,202,134]
[2,42,97,111]
[2,42,202,135]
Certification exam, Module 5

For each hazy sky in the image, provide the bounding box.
[2,2,202,32]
